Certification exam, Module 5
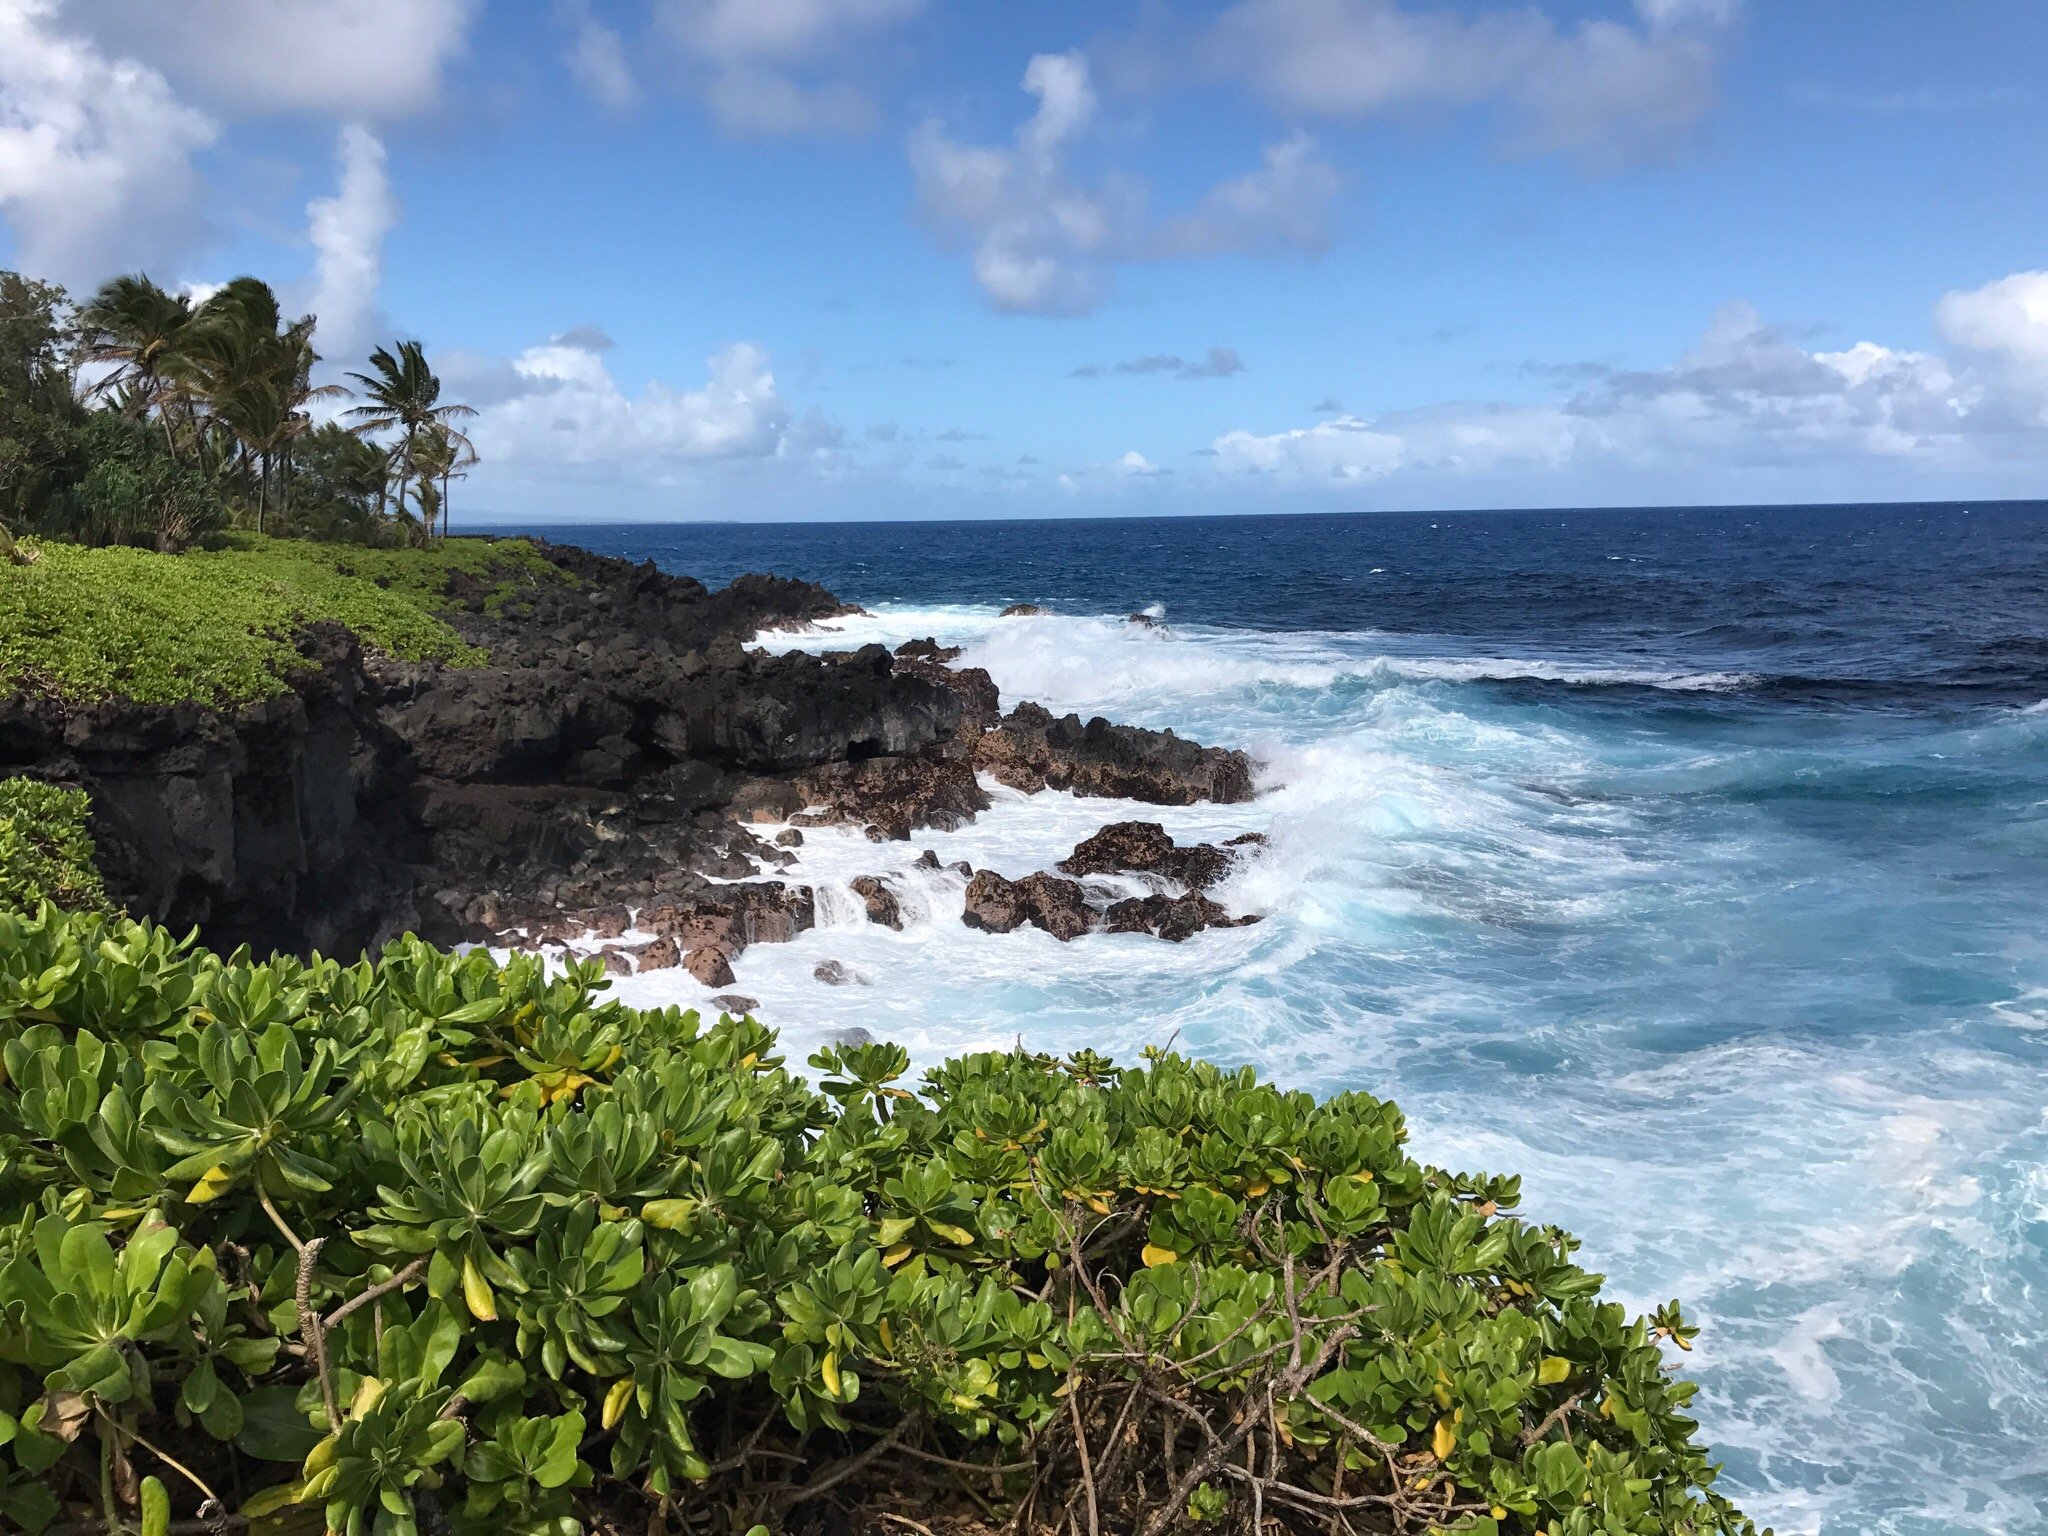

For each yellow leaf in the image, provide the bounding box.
[461,1253,498,1321]
[601,1377,633,1430]
[302,1433,340,1478]
[821,1351,842,1397]
[240,1482,309,1517]
[186,1164,235,1204]
[1245,1180,1270,1198]
[929,1222,976,1246]
[1141,1242,1179,1268]
[1432,1417,1456,1461]
[878,1319,894,1353]
[1673,1333,1693,1351]
[641,1198,697,1229]
[347,1377,385,1419]
[1538,1356,1571,1386]
[881,1244,914,1268]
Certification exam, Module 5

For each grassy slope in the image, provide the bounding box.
[0,535,562,708]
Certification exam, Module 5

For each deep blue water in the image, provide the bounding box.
[496,503,2048,1535]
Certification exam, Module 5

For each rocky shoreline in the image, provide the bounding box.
[0,539,1265,979]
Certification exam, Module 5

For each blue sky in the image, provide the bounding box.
[3,0,2046,519]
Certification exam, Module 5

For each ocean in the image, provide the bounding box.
[499,503,2048,1536]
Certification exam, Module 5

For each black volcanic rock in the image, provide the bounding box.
[973,702,1255,805]
[2,537,1263,971]
[1057,820,1236,889]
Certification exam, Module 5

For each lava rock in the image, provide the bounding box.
[814,960,869,986]
[791,754,991,840]
[1102,892,1258,942]
[1057,821,1236,889]
[849,874,904,930]
[711,993,760,1014]
[973,702,1255,806]
[999,603,1049,617]
[684,945,736,987]
[961,869,1094,941]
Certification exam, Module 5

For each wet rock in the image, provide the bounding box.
[596,945,635,976]
[962,869,1094,941]
[814,960,869,986]
[791,755,990,840]
[849,874,904,930]
[1102,893,1259,943]
[639,936,681,970]
[892,654,1001,732]
[711,993,759,1014]
[585,904,632,939]
[915,848,941,870]
[999,602,1049,617]
[1057,821,1236,889]
[684,945,736,987]
[972,702,1255,806]
[895,638,962,663]
[1127,612,1163,629]
[774,828,804,847]
[832,1025,875,1046]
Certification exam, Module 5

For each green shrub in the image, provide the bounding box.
[0,905,1758,1536]
[0,779,107,914]
[0,536,562,707]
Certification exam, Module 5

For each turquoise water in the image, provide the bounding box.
[513,505,2048,1534]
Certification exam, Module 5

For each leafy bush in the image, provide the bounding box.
[32,412,228,554]
[0,536,561,707]
[0,904,1758,1536]
[0,779,108,914]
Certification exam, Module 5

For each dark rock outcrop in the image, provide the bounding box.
[4,538,1264,972]
[999,603,1049,617]
[0,622,417,957]
[1103,893,1259,942]
[1057,821,1238,889]
[791,755,990,841]
[962,869,1093,941]
[974,703,1255,806]
[849,875,904,930]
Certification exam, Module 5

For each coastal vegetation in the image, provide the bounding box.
[0,267,476,553]
[0,535,563,708]
[0,779,107,914]
[0,893,1758,1536]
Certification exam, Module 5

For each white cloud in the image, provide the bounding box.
[69,0,476,119]
[305,125,396,359]
[0,0,217,284]
[1154,133,1341,257]
[1211,288,2048,489]
[658,0,921,136]
[461,332,818,467]
[1199,0,1733,161]
[1934,270,2048,374]
[563,2,640,112]
[910,52,1338,315]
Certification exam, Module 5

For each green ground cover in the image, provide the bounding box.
[0,900,1757,1536]
[0,536,559,707]
[0,778,107,913]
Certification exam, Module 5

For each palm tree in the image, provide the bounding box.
[177,280,341,532]
[77,274,193,450]
[407,420,477,542]
[344,340,475,536]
